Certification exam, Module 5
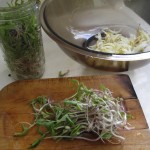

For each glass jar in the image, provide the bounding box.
[0,0,45,80]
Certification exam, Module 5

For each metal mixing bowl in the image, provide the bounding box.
[40,0,150,72]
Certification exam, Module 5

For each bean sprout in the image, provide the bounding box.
[14,80,134,148]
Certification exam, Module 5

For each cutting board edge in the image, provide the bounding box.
[0,74,130,93]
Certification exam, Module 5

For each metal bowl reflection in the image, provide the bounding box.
[40,0,150,72]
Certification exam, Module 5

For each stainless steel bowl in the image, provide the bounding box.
[40,0,150,71]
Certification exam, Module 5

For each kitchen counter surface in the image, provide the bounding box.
[0,30,150,128]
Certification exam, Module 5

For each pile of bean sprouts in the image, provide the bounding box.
[89,27,150,54]
[14,80,133,148]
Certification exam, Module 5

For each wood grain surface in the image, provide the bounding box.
[0,74,149,150]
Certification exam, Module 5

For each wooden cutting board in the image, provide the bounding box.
[0,74,149,150]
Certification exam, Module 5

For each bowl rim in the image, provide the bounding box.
[40,0,150,61]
